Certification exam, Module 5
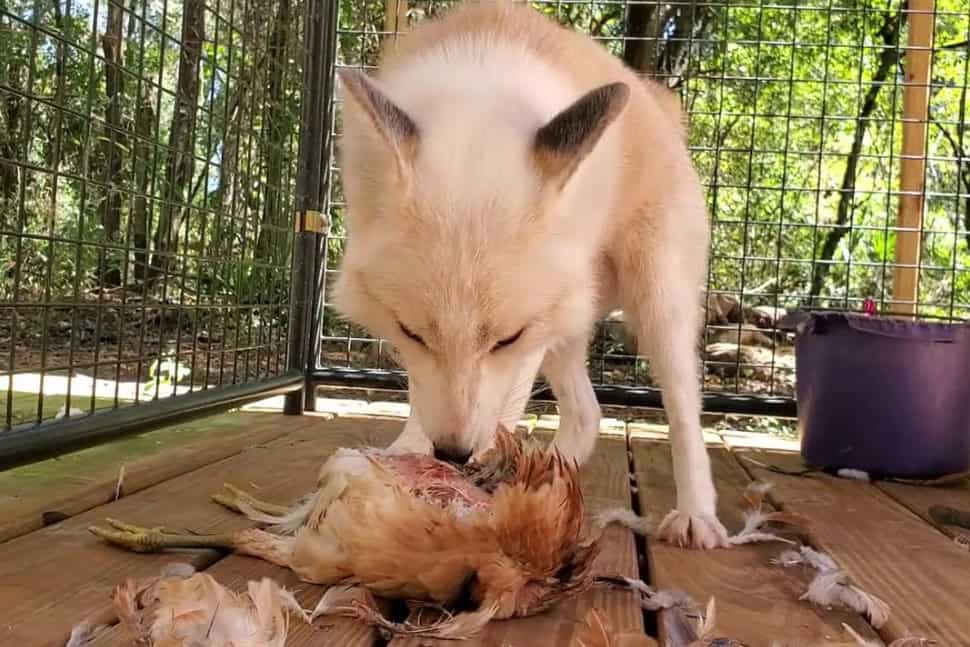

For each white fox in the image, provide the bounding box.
[332,0,727,548]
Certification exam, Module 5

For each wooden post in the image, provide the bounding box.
[891,0,935,315]
[383,0,407,46]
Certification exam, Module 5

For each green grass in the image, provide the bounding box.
[1,390,132,428]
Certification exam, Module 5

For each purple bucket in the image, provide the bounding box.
[792,311,970,478]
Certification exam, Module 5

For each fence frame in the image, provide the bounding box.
[0,0,335,468]
[4,0,966,467]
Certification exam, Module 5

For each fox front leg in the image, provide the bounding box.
[543,336,601,466]
[629,286,728,550]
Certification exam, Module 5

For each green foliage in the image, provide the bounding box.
[326,0,970,325]
[143,354,193,395]
[2,0,969,359]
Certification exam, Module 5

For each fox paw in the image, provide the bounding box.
[657,509,729,550]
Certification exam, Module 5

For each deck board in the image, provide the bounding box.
[4,407,964,646]
[875,478,970,546]
[0,411,306,544]
[630,426,881,646]
[389,424,646,647]
[0,416,397,647]
[737,447,970,645]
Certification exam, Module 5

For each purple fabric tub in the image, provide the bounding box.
[792,311,970,478]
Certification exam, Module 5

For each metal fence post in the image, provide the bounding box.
[284,0,337,415]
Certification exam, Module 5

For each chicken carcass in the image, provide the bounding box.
[91,429,600,639]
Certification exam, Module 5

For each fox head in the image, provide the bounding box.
[332,68,628,459]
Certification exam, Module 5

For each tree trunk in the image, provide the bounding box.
[149,0,204,282]
[98,0,125,285]
[623,1,661,73]
[0,41,24,226]
[132,89,154,281]
[809,7,903,300]
[0,88,22,227]
[656,4,716,86]
[252,0,292,292]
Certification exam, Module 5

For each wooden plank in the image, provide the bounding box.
[0,411,311,543]
[891,0,935,315]
[631,426,881,646]
[737,447,970,645]
[875,478,970,546]
[0,415,399,647]
[390,423,646,646]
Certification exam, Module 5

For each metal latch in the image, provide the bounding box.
[295,209,329,234]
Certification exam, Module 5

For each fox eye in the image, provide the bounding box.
[398,322,426,347]
[491,328,525,352]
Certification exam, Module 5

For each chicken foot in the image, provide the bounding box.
[89,518,295,568]
[88,518,236,553]
[210,482,291,517]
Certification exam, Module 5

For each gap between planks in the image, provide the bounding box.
[728,440,970,645]
[630,424,883,647]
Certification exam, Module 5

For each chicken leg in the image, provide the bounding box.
[88,518,236,553]
[210,482,291,516]
[88,518,295,567]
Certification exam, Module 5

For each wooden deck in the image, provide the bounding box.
[1,404,968,646]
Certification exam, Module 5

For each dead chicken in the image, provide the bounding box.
[91,430,600,639]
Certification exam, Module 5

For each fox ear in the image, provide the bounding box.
[533,82,630,190]
[338,68,418,179]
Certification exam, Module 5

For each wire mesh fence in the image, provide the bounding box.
[1,0,306,431]
[320,0,970,404]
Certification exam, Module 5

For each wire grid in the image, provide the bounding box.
[320,0,970,401]
[0,0,304,430]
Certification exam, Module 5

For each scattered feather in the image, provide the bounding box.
[772,546,890,628]
[114,464,127,501]
[772,545,839,572]
[742,480,774,509]
[693,597,717,638]
[800,571,890,628]
[836,469,870,482]
[65,622,99,647]
[595,576,692,612]
[595,507,652,535]
[726,509,803,546]
[111,562,307,646]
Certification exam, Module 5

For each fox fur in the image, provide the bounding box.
[332,0,726,548]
